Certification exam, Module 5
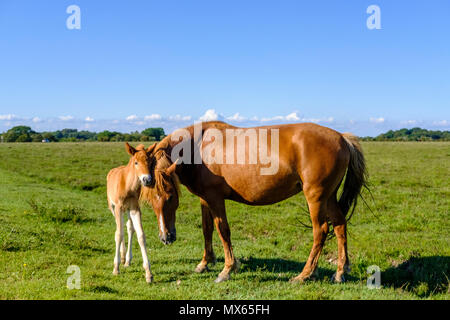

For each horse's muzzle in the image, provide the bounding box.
[141,175,152,187]
[159,230,176,245]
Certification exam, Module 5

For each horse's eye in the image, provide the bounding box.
[135,161,138,166]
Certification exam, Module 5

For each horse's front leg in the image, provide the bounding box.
[205,198,240,283]
[124,215,134,267]
[195,199,217,273]
[129,208,153,283]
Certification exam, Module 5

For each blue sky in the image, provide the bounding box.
[0,0,449,136]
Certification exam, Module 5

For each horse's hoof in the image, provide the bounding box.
[146,275,154,283]
[113,269,119,276]
[195,264,209,273]
[331,273,345,283]
[124,262,130,267]
[214,273,230,283]
[289,273,312,284]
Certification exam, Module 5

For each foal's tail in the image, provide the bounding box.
[339,133,368,220]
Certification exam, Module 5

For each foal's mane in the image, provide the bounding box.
[140,140,180,204]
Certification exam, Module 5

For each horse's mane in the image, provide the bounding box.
[139,145,180,205]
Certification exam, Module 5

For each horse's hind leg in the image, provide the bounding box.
[124,213,134,267]
[291,191,329,283]
[195,199,217,273]
[328,197,350,282]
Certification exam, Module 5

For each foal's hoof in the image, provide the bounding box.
[146,274,154,284]
[112,269,120,276]
[214,273,230,283]
[124,261,131,267]
[331,273,346,283]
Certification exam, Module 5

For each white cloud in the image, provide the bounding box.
[0,114,18,121]
[261,115,284,122]
[369,117,385,124]
[400,120,418,126]
[126,115,138,121]
[260,112,334,123]
[85,116,94,122]
[32,117,41,123]
[199,109,220,121]
[144,114,162,121]
[59,115,74,121]
[432,120,449,127]
[169,114,192,121]
[226,112,246,122]
[285,112,300,121]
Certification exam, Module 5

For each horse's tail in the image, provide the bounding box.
[339,133,368,220]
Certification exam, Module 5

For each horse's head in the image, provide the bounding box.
[141,147,180,245]
[125,142,156,187]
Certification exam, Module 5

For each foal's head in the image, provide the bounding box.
[125,142,155,187]
[140,148,180,245]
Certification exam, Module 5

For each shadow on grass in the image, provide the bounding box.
[85,285,119,294]
[239,257,356,282]
[154,257,359,283]
[382,255,449,297]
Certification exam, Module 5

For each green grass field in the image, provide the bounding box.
[0,142,448,300]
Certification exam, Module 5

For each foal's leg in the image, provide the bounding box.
[205,198,239,283]
[113,207,124,275]
[124,214,134,267]
[328,197,350,283]
[291,193,329,283]
[129,208,153,283]
[195,199,217,273]
[120,231,126,265]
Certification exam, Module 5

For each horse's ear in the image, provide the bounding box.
[165,159,179,176]
[125,142,136,156]
[146,142,157,154]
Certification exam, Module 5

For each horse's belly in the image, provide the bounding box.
[224,168,302,205]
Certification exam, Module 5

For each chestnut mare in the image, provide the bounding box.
[107,142,177,283]
[142,121,367,283]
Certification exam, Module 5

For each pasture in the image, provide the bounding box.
[0,141,448,299]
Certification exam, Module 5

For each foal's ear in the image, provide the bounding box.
[146,142,157,154]
[125,142,136,156]
[165,159,179,176]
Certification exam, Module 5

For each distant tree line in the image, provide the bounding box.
[361,127,450,141]
[1,125,448,143]
[0,126,165,142]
